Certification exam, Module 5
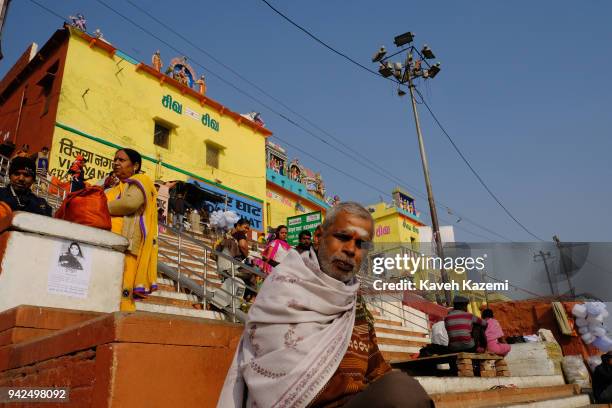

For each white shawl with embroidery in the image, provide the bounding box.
[217,248,358,408]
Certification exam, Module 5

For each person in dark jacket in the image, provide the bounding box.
[0,156,51,216]
[594,351,612,403]
[169,192,186,228]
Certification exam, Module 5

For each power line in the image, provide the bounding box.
[123,0,514,242]
[413,88,544,241]
[257,0,543,242]
[95,0,513,243]
[259,0,386,81]
[28,0,510,243]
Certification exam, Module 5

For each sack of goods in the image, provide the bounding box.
[572,302,612,352]
[55,186,112,230]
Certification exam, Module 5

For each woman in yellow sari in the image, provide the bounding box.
[106,148,158,311]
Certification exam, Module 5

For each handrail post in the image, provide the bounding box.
[230,262,237,323]
[203,247,208,308]
[177,226,182,293]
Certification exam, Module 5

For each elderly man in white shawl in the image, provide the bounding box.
[219,202,432,408]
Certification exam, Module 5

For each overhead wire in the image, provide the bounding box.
[257,0,544,242]
[28,0,510,242]
[122,0,515,242]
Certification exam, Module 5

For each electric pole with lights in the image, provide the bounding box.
[372,32,451,306]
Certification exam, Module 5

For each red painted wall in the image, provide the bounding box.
[0,30,68,157]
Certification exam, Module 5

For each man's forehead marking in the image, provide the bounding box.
[337,226,371,240]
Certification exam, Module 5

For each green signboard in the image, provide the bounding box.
[286,211,322,246]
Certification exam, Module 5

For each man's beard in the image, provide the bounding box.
[317,242,366,283]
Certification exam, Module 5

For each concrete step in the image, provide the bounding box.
[430,384,582,408]
[377,337,429,348]
[503,395,590,408]
[381,350,417,362]
[375,322,429,335]
[415,375,566,394]
[155,290,199,302]
[142,293,202,309]
[379,343,421,354]
[376,331,430,343]
[376,325,430,338]
[135,302,224,320]
[374,317,403,327]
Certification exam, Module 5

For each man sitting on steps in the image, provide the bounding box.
[444,295,487,353]
[218,202,433,407]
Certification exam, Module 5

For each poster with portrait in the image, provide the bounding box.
[47,241,93,299]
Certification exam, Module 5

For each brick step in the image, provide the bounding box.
[375,326,429,338]
[376,337,429,348]
[415,375,566,395]
[158,251,217,270]
[135,302,224,320]
[0,327,55,347]
[430,384,581,408]
[381,350,417,362]
[375,322,429,335]
[374,318,403,327]
[503,395,590,408]
[155,283,176,292]
[142,294,202,309]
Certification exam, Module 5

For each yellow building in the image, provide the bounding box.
[21,26,271,231]
[368,188,425,250]
[265,141,331,230]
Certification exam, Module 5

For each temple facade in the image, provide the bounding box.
[0,26,271,231]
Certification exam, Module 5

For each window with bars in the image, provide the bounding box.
[206,143,220,168]
[154,122,170,148]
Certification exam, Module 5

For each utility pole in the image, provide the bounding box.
[405,61,451,306]
[534,250,555,297]
[553,235,575,298]
[372,33,451,306]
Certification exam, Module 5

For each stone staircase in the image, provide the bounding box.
[139,228,224,319]
[369,300,431,362]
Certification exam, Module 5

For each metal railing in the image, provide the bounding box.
[156,222,431,335]
[156,222,266,323]
[359,273,431,333]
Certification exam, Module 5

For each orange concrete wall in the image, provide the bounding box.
[0,307,243,407]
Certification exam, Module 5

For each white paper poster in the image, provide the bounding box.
[47,241,93,299]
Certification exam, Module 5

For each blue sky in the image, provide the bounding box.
[3,0,612,242]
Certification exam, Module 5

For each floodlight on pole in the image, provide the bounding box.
[378,62,393,78]
[370,34,451,306]
[427,63,441,79]
[372,46,387,62]
[393,62,403,80]
[421,45,435,59]
[394,31,414,47]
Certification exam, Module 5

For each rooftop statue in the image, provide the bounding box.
[152,50,163,72]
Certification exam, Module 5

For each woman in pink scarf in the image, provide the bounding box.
[482,309,511,356]
[259,225,291,275]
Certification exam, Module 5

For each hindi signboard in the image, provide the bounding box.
[286,211,322,246]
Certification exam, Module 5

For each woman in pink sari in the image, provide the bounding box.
[260,225,291,275]
[482,309,511,356]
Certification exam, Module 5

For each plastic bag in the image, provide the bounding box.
[592,335,612,352]
[572,303,587,318]
[575,317,588,328]
[581,332,594,344]
[55,186,112,230]
[562,355,591,387]
[586,302,606,317]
